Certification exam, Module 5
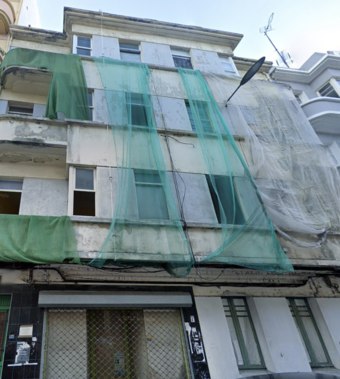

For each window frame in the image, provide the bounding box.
[0,178,23,215]
[69,167,96,217]
[172,48,193,69]
[288,298,332,368]
[318,80,340,98]
[206,175,245,225]
[185,100,214,133]
[8,101,34,116]
[134,170,169,220]
[87,89,94,121]
[75,35,92,57]
[126,92,149,127]
[219,55,239,76]
[119,42,141,62]
[223,297,265,370]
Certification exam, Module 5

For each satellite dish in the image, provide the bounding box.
[240,56,266,86]
[225,56,266,106]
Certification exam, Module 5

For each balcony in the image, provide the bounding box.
[1,66,52,96]
[301,97,340,135]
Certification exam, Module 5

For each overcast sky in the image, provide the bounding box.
[34,0,340,68]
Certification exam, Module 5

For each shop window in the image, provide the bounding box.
[73,168,95,216]
[288,298,332,368]
[8,102,33,116]
[185,100,213,132]
[172,49,193,69]
[126,93,148,127]
[134,170,169,220]
[206,175,245,225]
[120,42,141,62]
[0,179,22,214]
[223,297,265,370]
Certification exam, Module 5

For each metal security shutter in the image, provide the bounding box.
[43,308,191,379]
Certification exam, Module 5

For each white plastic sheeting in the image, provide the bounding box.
[206,74,340,241]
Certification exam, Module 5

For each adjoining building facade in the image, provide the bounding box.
[0,7,340,379]
[271,51,340,147]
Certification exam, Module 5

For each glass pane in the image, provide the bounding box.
[136,184,169,219]
[120,51,141,62]
[75,168,94,190]
[0,192,21,214]
[301,316,329,364]
[73,191,95,216]
[120,43,139,51]
[238,316,262,365]
[135,172,161,184]
[226,317,244,366]
[216,176,245,225]
[0,180,22,190]
[131,105,147,126]
[173,56,192,69]
[77,36,91,48]
[76,47,91,56]
[87,91,93,107]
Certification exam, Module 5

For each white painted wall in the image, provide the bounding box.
[249,297,311,373]
[310,298,340,368]
[195,297,239,379]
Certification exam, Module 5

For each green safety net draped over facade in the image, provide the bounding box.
[91,58,193,275]
[0,215,78,263]
[179,69,292,271]
[0,48,89,120]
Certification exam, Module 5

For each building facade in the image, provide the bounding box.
[271,51,340,147]
[0,7,339,379]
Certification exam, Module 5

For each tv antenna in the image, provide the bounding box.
[260,13,289,68]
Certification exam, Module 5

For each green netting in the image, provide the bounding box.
[0,48,89,120]
[178,69,292,272]
[90,58,193,275]
[0,215,78,263]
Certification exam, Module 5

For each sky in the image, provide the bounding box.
[33,0,340,68]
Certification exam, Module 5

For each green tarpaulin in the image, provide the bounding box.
[0,48,89,120]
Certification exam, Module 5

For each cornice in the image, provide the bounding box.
[270,55,340,84]
[64,7,243,51]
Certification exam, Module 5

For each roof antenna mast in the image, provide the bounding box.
[260,13,289,68]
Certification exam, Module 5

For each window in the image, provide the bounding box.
[134,171,169,220]
[0,179,22,214]
[75,36,91,56]
[126,93,148,127]
[219,56,238,75]
[87,90,94,121]
[73,168,95,216]
[185,100,213,132]
[206,175,245,225]
[8,102,33,116]
[172,49,193,69]
[318,82,339,98]
[223,298,265,370]
[120,42,141,62]
[288,298,332,368]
